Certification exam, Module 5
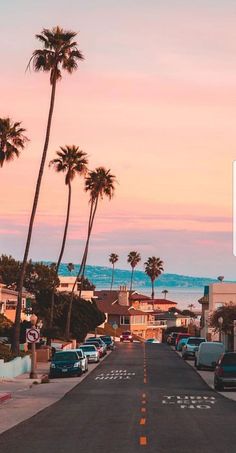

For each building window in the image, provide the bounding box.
[132,315,146,324]
[120,316,130,325]
[60,283,69,288]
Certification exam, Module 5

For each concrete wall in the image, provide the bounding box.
[0,355,31,378]
[209,283,236,311]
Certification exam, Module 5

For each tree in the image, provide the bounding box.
[127,251,141,291]
[144,256,164,302]
[65,167,116,339]
[0,118,29,167]
[49,145,88,326]
[0,255,21,287]
[109,253,119,290]
[13,26,84,354]
[161,289,168,299]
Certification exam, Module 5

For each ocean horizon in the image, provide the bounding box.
[53,262,230,310]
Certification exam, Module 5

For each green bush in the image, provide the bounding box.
[0,344,27,362]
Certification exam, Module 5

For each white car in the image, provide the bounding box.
[70,348,88,372]
[79,345,100,363]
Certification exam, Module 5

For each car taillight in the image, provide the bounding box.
[216,366,224,377]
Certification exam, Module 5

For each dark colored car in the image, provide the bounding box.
[214,352,236,391]
[100,335,115,350]
[120,331,133,342]
[49,351,83,378]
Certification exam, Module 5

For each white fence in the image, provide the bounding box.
[0,355,31,378]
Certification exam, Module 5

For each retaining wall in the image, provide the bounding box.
[0,355,31,378]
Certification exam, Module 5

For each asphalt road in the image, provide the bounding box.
[0,343,236,453]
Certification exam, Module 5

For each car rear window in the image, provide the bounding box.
[188,338,205,345]
[76,350,83,358]
[54,352,78,361]
[80,346,96,352]
[221,354,236,365]
[101,336,111,341]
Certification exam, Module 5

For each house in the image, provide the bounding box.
[199,283,236,349]
[57,276,94,301]
[0,283,33,322]
[94,286,181,341]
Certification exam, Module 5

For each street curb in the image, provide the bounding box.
[0,392,12,404]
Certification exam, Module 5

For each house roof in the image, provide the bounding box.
[129,292,151,301]
[95,299,146,316]
[154,312,190,320]
[146,299,177,305]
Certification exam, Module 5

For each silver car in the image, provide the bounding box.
[70,348,88,372]
[79,345,100,363]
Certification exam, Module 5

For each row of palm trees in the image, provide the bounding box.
[109,253,164,298]
[0,26,116,352]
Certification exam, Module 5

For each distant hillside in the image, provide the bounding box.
[54,262,224,290]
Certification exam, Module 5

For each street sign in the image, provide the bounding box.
[112,322,118,330]
[26,328,40,343]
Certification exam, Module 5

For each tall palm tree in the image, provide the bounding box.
[49,145,88,326]
[0,117,28,167]
[127,251,141,291]
[65,167,116,339]
[144,256,164,302]
[13,26,84,354]
[109,253,119,290]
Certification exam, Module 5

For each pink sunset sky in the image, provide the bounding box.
[1,0,236,278]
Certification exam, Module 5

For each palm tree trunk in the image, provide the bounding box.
[151,280,155,301]
[65,197,98,339]
[130,267,134,291]
[50,181,72,327]
[110,264,115,290]
[12,75,57,354]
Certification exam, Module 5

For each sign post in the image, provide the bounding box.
[112,322,118,341]
[27,314,39,379]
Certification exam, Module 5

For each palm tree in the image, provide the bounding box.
[127,251,141,291]
[65,167,116,339]
[109,253,119,290]
[161,289,168,299]
[144,256,164,302]
[12,26,84,354]
[0,117,28,167]
[49,145,88,326]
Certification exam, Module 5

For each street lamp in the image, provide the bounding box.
[218,316,224,342]
[30,313,38,379]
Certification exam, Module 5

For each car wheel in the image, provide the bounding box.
[214,379,224,391]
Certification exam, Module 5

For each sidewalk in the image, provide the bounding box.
[0,353,111,434]
[173,348,236,402]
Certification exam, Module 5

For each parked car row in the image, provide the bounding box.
[167,331,236,391]
[49,335,115,379]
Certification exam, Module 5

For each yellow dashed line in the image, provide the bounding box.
[140,436,147,446]
[140,418,146,425]
[142,400,146,405]
[141,407,146,413]
[142,393,146,398]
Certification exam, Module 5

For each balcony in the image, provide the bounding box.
[147,320,167,328]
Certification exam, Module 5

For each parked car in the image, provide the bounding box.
[182,337,206,360]
[175,333,191,349]
[70,348,88,373]
[166,332,178,345]
[86,337,107,352]
[99,335,115,350]
[79,345,100,363]
[214,352,236,391]
[49,351,83,378]
[85,338,107,356]
[195,342,225,370]
[120,331,133,342]
[176,337,189,351]
[145,338,160,344]
[84,340,105,357]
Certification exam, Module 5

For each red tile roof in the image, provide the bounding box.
[143,299,177,305]
[95,299,146,316]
